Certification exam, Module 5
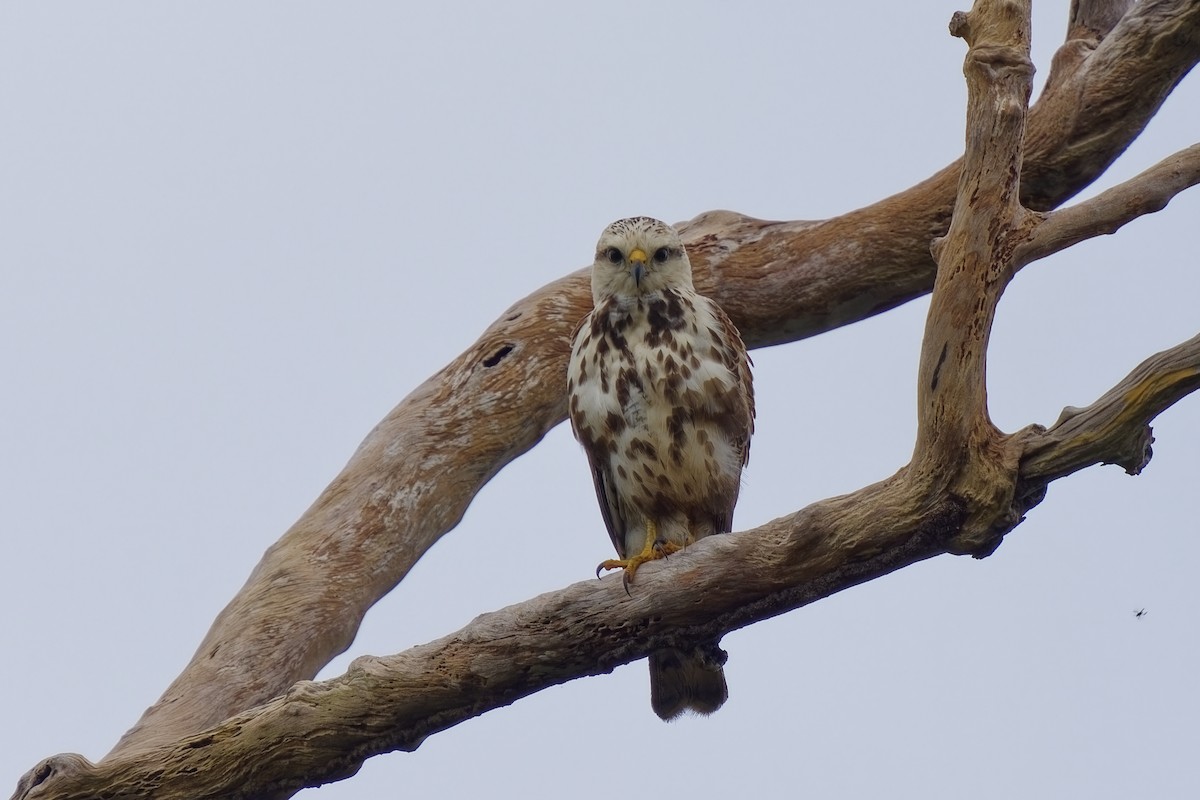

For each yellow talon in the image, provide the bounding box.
[596,520,681,593]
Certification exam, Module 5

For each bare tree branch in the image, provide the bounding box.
[14,318,1199,800]
[1069,0,1132,40]
[81,0,1199,764]
[1017,142,1200,263]
[907,0,1037,558]
[1020,333,1200,482]
[14,2,1200,798]
[1028,0,1200,207]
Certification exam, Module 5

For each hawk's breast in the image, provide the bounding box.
[568,288,748,518]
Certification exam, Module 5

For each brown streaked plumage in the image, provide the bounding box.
[567,216,754,720]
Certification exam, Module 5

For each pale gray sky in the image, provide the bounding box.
[3,3,1198,798]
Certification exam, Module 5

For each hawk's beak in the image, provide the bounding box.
[629,248,648,287]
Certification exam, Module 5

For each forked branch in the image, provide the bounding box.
[14,329,1200,800]
[14,2,1200,799]
[89,3,1197,766]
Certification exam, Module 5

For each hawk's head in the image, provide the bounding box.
[591,217,694,305]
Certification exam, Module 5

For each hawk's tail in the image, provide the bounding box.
[648,641,729,721]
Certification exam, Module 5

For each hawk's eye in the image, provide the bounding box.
[653,247,670,264]
[605,247,623,264]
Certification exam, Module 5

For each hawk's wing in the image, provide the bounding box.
[588,453,630,559]
[721,300,755,467]
[706,298,756,534]
[568,313,631,559]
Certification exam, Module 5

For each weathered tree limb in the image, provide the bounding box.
[1020,333,1200,482]
[1017,142,1200,263]
[14,2,1200,798]
[81,0,1199,764]
[907,0,1038,559]
[14,331,1199,800]
[1027,0,1200,208]
[1069,0,1133,39]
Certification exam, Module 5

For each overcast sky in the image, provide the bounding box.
[3,3,1198,798]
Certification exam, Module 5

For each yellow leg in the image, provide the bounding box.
[596,519,681,592]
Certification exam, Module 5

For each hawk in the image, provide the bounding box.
[567,216,754,720]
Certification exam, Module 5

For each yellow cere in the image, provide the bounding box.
[628,248,648,263]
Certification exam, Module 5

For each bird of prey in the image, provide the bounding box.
[566,216,755,720]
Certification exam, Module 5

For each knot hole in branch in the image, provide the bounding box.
[483,344,515,368]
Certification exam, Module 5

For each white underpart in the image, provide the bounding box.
[569,291,744,555]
